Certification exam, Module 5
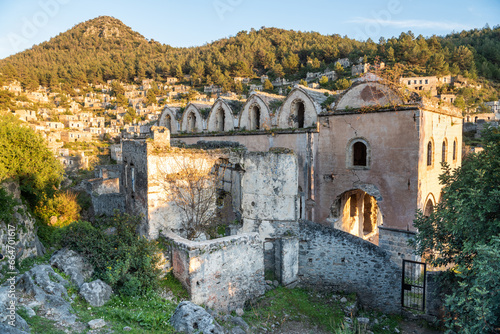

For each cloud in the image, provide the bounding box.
[348,17,471,31]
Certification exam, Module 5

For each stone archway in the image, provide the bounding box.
[328,188,383,244]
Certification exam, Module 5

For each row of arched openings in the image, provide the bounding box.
[427,138,458,166]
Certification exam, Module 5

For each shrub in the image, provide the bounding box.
[35,191,81,227]
[61,213,162,295]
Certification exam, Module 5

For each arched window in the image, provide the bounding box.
[295,100,305,128]
[452,139,457,161]
[250,105,260,130]
[216,108,225,132]
[424,199,433,216]
[347,138,370,169]
[442,140,447,163]
[353,142,367,166]
[427,141,433,166]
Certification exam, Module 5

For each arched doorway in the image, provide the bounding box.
[187,112,197,132]
[329,189,383,243]
[249,105,260,130]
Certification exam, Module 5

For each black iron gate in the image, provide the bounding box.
[401,259,426,311]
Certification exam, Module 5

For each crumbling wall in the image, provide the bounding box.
[162,231,265,311]
[298,220,401,313]
[92,193,126,216]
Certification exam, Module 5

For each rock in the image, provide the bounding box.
[88,318,106,329]
[50,248,94,288]
[80,280,112,307]
[123,326,132,331]
[15,265,77,324]
[395,328,400,333]
[0,323,30,334]
[170,301,223,334]
[23,306,36,318]
[340,297,348,303]
[272,280,279,287]
[230,316,249,331]
[235,308,244,316]
[357,317,370,325]
[231,326,246,334]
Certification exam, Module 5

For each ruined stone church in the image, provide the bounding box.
[89,80,462,313]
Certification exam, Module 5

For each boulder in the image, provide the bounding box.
[50,248,94,288]
[0,285,30,332]
[0,323,30,334]
[170,301,223,334]
[88,318,106,329]
[15,265,76,324]
[80,279,112,307]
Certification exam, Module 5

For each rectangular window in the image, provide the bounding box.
[419,80,422,84]
[408,80,411,85]
[425,79,428,84]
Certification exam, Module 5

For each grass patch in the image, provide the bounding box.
[243,287,345,332]
[17,308,66,334]
[159,272,189,300]
[72,291,178,333]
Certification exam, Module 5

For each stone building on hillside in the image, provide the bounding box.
[157,82,463,263]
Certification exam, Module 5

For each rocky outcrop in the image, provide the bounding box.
[50,248,94,288]
[170,301,223,334]
[79,279,112,307]
[15,265,77,324]
[0,181,44,279]
[0,285,30,333]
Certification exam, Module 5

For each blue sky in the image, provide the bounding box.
[0,0,498,59]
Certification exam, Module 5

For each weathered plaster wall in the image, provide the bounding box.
[162,231,265,311]
[239,95,272,130]
[278,89,318,128]
[417,108,462,211]
[318,109,420,231]
[298,220,401,313]
[207,100,235,132]
[176,131,317,220]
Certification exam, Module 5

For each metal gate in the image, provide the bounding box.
[401,259,426,311]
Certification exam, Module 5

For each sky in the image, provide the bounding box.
[0,0,498,59]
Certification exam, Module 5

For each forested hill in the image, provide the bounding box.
[0,16,499,91]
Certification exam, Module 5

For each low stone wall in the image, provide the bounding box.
[162,231,265,311]
[378,226,418,266]
[298,220,401,313]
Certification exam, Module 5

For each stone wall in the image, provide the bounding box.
[91,193,126,216]
[162,231,265,311]
[298,220,401,313]
[378,226,418,265]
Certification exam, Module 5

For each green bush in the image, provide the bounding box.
[35,191,81,227]
[61,213,162,296]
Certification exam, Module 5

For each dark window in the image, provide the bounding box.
[250,105,260,130]
[427,141,433,166]
[453,140,457,161]
[296,101,305,128]
[442,141,447,163]
[353,142,367,166]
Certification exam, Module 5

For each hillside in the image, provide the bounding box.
[0,16,499,97]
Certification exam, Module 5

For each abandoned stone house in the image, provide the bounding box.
[88,81,462,313]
